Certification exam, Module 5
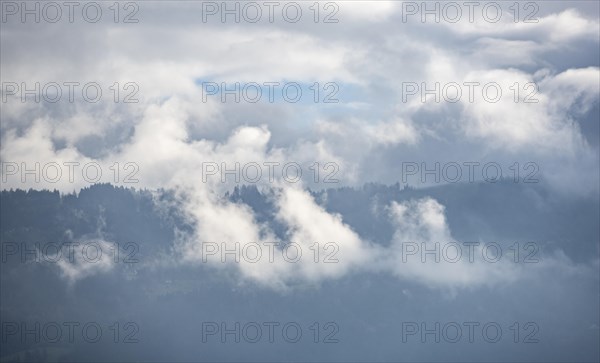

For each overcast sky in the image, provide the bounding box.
[2,1,599,193]
[1,2,599,361]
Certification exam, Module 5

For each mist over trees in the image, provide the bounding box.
[1,181,598,362]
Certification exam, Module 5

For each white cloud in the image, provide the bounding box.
[55,240,117,284]
[1,0,598,290]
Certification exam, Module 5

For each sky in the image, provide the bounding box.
[1,1,599,362]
